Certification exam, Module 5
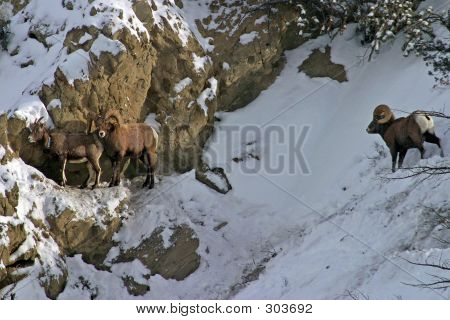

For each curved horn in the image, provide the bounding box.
[373,104,394,124]
[104,109,123,126]
[37,116,44,123]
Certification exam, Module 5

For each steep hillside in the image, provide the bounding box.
[0,0,301,176]
[1,0,450,299]
[206,25,450,299]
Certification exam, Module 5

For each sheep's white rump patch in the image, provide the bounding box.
[151,127,159,148]
[414,113,435,134]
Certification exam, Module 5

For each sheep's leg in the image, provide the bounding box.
[142,151,154,189]
[390,148,398,173]
[60,157,67,187]
[135,157,141,176]
[419,147,425,159]
[91,157,102,189]
[109,158,117,188]
[398,149,407,169]
[149,151,157,189]
[410,134,425,159]
[121,158,131,176]
[114,154,125,186]
[81,163,94,189]
[142,154,150,188]
[424,132,444,157]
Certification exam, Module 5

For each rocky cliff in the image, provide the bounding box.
[1,0,302,176]
[0,0,305,298]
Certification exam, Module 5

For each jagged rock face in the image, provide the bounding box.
[7,0,29,14]
[206,0,305,112]
[298,46,348,83]
[136,0,217,173]
[0,153,130,298]
[0,0,303,298]
[0,183,19,216]
[0,221,39,292]
[0,115,16,165]
[122,275,150,296]
[46,206,123,268]
[40,27,156,133]
[0,222,27,271]
[4,0,303,178]
[195,164,232,194]
[114,225,201,281]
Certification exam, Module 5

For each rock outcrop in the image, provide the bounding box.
[195,164,232,194]
[298,46,348,82]
[3,0,304,179]
[114,225,200,281]
[0,151,130,298]
[0,0,307,299]
[206,0,305,111]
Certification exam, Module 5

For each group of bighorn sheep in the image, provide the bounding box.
[367,104,444,172]
[26,103,444,187]
[28,110,158,189]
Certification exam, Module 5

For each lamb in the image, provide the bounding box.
[366,104,444,172]
[28,117,103,188]
[91,110,158,189]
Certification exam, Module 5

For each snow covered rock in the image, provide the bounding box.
[2,0,305,177]
[208,1,304,111]
[47,204,125,269]
[0,183,18,216]
[114,225,200,281]
[298,45,348,82]
[195,165,232,194]
[0,154,129,299]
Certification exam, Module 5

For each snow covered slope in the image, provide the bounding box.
[205,25,450,299]
[2,2,450,300]
[0,0,149,124]
[0,0,217,124]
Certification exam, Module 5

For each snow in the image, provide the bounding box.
[2,0,450,301]
[0,0,148,119]
[239,31,259,45]
[174,77,193,93]
[178,0,215,52]
[47,99,61,110]
[12,98,52,126]
[78,33,92,44]
[196,77,217,116]
[8,235,36,264]
[150,0,215,52]
[192,53,211,73]
[90,34,126,58]
[0,156,130,299]
[222,62,230,70]
[255,15,268,25]
[204,24,450,299]
[204,170,229,192]
[58,49,90,85]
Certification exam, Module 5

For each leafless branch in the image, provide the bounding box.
[402,256,450,290]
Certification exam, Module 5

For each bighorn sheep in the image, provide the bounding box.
[28,117,103,188]
[366,104,444,172]
[91,110,158,189]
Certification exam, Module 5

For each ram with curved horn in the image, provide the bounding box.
[92,109,158,189]
[28,117,104,188]
[366,104,444,172]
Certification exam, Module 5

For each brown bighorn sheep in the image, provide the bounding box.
[91,110,158,189]
[366,104,444,172]
[28,117,103,188]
